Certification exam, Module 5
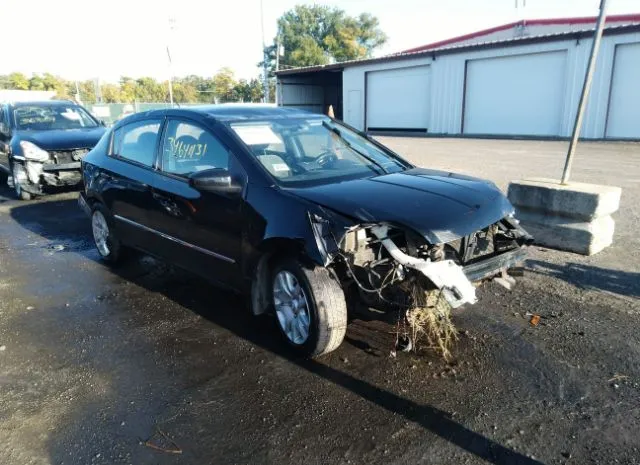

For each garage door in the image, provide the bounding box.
[366,66,431,131]
[463,51,567,136]
[606,42,640,139]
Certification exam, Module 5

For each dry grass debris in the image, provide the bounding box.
[401,282,458,360]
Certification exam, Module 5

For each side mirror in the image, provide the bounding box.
[0,122,8,135]
[189,168,242,195]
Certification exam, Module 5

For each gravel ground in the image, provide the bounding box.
[0,138,639,465]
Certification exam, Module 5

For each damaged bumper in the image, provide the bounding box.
[42,161,81,172]
[324,214,531,311]
[463,247,527,281]
[23,160,82,191]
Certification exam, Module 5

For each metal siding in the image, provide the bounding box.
[279,77,324,114]
[341,31,640,139]
[606,42,640,138]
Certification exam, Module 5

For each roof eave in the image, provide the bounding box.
[276,23,640,76]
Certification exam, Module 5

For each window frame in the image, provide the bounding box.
[108,117,163,170]
[156,116,240,183]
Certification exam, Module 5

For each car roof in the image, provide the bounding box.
[128,104,322,124]
[11,100,81,108]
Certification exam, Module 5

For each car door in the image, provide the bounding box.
[98,118,163,253]
[147,117,246,288]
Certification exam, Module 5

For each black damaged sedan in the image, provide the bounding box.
[80,105,531,357]
[0,100,106,199]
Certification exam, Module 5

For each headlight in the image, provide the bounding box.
[19,141,50,162]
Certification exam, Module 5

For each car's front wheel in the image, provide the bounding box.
[272,259,347,357]
[11,162,33,201]
[91,204,126,264]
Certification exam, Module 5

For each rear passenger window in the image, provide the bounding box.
[112,120,161,167]
[160,119,229,176]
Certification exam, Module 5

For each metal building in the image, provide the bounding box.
[276,14,640,140]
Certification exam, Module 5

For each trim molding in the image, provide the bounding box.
[114,214,235,264]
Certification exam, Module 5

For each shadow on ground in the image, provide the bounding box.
[8,198,543,465]
[119,261,543,465]
[527,259,640,299]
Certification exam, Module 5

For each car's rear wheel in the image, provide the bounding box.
[91,204,125,264]
[12,162,33,201]
[272,259,347,357]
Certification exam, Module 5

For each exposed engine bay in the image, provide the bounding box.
[313,215,532,357]
[323,215,533,312]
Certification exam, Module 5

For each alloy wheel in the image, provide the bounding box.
[273,270,311,344]
[91,210,111,257]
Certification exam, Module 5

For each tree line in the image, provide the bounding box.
[0,68,268,104]
[0,5,386,104]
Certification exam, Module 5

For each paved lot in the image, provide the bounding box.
[1,138,639,465]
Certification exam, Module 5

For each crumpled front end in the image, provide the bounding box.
[313,213,533,310]
[20,148,88,193]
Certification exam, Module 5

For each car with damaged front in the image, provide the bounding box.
[0,100,106,200]
[79,105,532,357]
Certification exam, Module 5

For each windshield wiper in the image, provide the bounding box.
[322,122,388,175]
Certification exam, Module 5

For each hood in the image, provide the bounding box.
[288,168,515,244]
[14,127,106,151]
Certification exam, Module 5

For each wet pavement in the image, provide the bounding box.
[1,139,640,465]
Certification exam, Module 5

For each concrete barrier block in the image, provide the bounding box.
[507,178,621,221]
[515,209,614,256]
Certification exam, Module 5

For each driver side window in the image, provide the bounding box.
[160,119,230,177]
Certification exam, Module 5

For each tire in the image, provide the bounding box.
[271,258,347,357]
[11,162,33,201]
[91,203,126,264]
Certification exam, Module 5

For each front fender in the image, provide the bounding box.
[244,185,336,274]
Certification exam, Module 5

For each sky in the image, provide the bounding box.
[2,0,638,83]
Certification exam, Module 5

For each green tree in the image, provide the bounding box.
[78,80,98,104]
[119,77,137,103]
[212,67,237,103]
[28,75,45,91]
[172,81,199,103]
[8,72,30,90]
[101,84,122,103]
[134,77,167,102]
[232,79,253,102]
[249,78,265,102]
[262,5,387,73]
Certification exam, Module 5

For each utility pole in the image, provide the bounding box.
[275,35,280,73]
[275,34,281,105]
[261,0,270,103]
[74,81,81,103]
[94,77,102,103]
[167,18,176,107]
[561,0,608,184]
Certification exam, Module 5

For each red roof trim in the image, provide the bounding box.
[402,13,640,53]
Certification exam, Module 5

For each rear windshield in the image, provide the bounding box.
[14,105,98,131]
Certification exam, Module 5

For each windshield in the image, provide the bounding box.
[13,105,98,131]
[230,117,409,186]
